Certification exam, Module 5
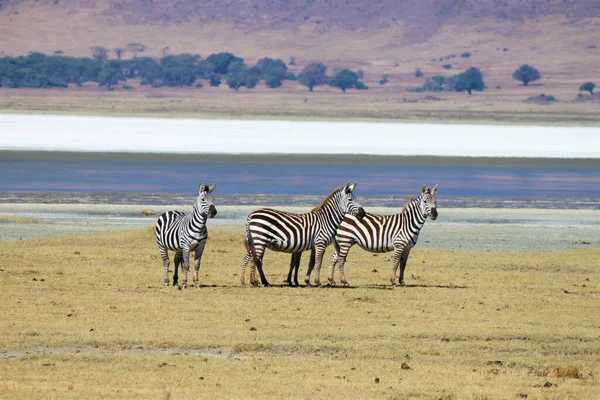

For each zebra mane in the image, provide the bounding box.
[310,188,341,213]
[401,195,418,214]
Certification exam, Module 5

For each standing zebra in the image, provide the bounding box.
[241,183,365,287]
[155,183,217,289]
[329,185,438,288]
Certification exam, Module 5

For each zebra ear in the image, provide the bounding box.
[348,182,357,193]
[422,185,427,193]
[343,182,350,194]
[199,184,206,193]
[431,184,438,195]
[208,183,215,193]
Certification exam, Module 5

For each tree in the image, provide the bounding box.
[329,69,365,92]
[579,82,595,95]
[454,67,485,94]
[265,75,282,88]
[299,62,328,92]
[254,58,288,78]
[90,46,109,61]
[226,62,259,91]
[209,74,221,87]
[126,43,146,58]
[512,64,540,86]
[114,48,125,60]
[206,52,243,75]
[98,61,125,88]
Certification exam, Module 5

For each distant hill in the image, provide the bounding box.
[1,0,599,90]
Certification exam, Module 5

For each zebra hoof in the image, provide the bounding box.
[195,284,201,289]
[163,282,169,287]
[343,282,350,287]
[179,284,187,290]
[328,281,337,287]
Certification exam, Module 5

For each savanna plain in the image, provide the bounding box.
[1,224,599,399]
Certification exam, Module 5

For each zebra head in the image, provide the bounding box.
[341,182,365,219]
[420,184,438,220]
[197,183,217,218]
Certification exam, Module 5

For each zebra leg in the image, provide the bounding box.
[312,244,327,287]
[193,240,207,289]
[285,253,301,286]
[328,240,342,286]
[160,246,170,286]
[304,250,317,287]
[173,251,183,287]
[390,247,404,288]
[240,252,252,286]
[249,260,259,287]
[255,257,270,287]
[398,249,411,286]
[180,247,191,289]
[328,251,338,286]
[301,249,315,287]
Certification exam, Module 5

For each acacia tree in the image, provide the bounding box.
[579,82,595,95]
[126,43,146,58]
[455,67,485,94]
[90,46,109,61]
[512,64,540,86]
[114,48,125,60]
[299,62,328,92]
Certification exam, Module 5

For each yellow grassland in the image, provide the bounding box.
[0,228,599,399]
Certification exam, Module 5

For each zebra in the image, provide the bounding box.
[329,184,438,288]
[241,183,365,287]
[155,183,217,289]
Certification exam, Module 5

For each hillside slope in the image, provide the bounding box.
[1,0,599,101]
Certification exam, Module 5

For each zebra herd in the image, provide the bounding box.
[155,182,438,289]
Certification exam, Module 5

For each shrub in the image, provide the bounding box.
[461,52,471,58]
[415,69,423,78]
[443,64,452,69]
[579,81,595,95]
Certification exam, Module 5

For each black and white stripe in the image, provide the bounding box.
[241,183,365,287]
[155,183,217,288]
[330,185,438,287]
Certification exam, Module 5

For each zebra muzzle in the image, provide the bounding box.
[209,205,217,218]
[430,208,438,220]
[356,207,365,219]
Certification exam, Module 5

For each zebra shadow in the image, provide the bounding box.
[354,283,470,290]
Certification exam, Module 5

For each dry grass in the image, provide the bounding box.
[1,83,600,125]
[1,228,599,399]
[0,215,42,223]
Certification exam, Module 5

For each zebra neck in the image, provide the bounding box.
[190,206,208,230]
[312,193,344,226]
[405,197,427,228]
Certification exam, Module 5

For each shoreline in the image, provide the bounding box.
[2,203,598,253]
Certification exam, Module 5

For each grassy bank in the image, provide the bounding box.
[1,228,599,398]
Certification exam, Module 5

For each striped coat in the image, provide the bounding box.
[155,183,217,288]
[330,185,438,287]
[241,183,365,287]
